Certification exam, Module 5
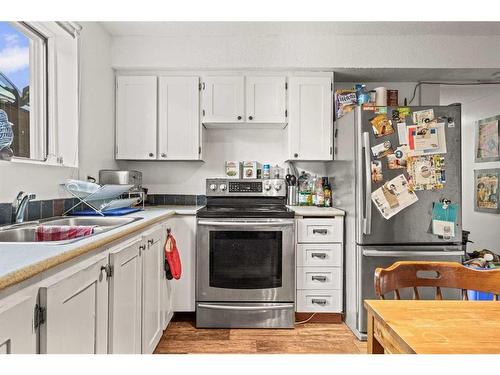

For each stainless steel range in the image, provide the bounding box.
[196,178,295,328]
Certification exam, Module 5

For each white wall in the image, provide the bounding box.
[0,22,115,202]
[440,85,500,252]
[118,128,289,194]
[111,34,500,70]
[77,22,117,183]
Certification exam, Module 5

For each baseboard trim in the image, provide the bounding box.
[295,312,343,323]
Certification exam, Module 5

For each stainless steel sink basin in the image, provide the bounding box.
[0,216,143,243]
[0,226,38,242]
[40,216,139,228]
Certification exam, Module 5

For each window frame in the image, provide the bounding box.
[3,21,48,162]
[6,21,80,168]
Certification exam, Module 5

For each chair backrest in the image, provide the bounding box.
[374,261,500,301]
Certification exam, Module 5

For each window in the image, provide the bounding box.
[0,21,47,161]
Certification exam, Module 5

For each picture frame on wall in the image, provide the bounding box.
[474,169,500,213]
[475,115,500,162]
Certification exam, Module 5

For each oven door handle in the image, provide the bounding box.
[197,220,294,227]
[197,303,294,311]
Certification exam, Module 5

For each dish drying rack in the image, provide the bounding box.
[61,180,145,216]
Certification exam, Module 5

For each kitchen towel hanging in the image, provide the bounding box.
[164,230,182,280]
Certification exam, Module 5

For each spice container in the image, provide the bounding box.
[224,161,241,179]
[242,161,261,179]
[387,89,399,106]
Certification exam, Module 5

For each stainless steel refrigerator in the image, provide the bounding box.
[333,105,464,340]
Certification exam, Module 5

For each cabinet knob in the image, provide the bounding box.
[248,116,253,120]
[148,239,154,245]
[237,116,242,120]
[294,153,299,158]
[149,153,154,157]
[139,245,146,251]
[161,153,166,158]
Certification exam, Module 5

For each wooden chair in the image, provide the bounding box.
[374,261,500,301]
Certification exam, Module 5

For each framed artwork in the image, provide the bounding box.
[474,169,500,213]
[475,115,500,162]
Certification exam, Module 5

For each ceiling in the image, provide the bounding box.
[101,21,500,37]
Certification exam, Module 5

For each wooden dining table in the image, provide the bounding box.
[364,300,500,354]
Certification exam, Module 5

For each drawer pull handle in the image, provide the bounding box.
[311,253,327,259]
[312,275,327,282]
[313,229,328,235]
[311,299,327,305]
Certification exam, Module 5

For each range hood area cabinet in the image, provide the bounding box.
[115,75,202,161]
[288,75,334,161]
[201,75,287,126]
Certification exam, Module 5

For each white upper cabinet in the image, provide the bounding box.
[158,77,201,160]
[245,76,286,124]
[288,76,333,161]
[39,254,109,354]
[202,76,245,123]
[116,76,158,160]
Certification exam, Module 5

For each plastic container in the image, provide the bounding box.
[466,265,495,300]
[467,290,494,301]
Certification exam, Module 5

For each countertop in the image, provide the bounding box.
[0,205,203,293]
[286,206,345,217]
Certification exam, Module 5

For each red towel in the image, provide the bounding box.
[164,233,182,280]
[35,225,95,241]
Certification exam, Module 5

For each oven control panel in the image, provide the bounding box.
[206,179,286,197]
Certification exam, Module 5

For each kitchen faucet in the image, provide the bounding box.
[12,191,36,224]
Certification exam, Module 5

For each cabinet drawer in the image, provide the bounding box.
[296,290,342,313]
[297,267,342,290]
[297,243,342,267]
[297,218,342,243]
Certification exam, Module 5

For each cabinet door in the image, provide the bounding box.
[288,76,333,160]
[161,220,174,329]
[116,76,157,160]
[0,294,37,354]
[246,76,286,123]
[108,238,143,354]
[158,77,201,160]
[39,254,109,354]
[141,226,164,354]
[202,76,244,123]
[171,215,196,312]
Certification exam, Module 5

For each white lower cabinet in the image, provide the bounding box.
[0,293,37,354]
[39,253,110,354]
[296,290,342,313]
[170,215,196,312]
[141,226,164,354]
[108,237,143,354]
[0,219,175,355]
[296,217,344,314]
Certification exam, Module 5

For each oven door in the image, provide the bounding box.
[196,218,295,302]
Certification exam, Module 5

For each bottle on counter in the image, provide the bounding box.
[262,164,271,179]
[298,171,312,206]
[315,176,324,207]
[323,177,332,207]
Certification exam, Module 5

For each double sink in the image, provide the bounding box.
[0,216,142,244]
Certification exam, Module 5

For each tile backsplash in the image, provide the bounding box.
[0,194,207,225]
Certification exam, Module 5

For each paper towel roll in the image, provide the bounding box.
[375,87,387,106]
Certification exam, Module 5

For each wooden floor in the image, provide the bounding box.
[154,320,367,354]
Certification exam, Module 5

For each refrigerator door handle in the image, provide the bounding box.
[362,132,372,235]
[362,250,465,257]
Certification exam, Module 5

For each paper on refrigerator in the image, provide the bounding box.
[371,174,419,220]
[407,122,447,156]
